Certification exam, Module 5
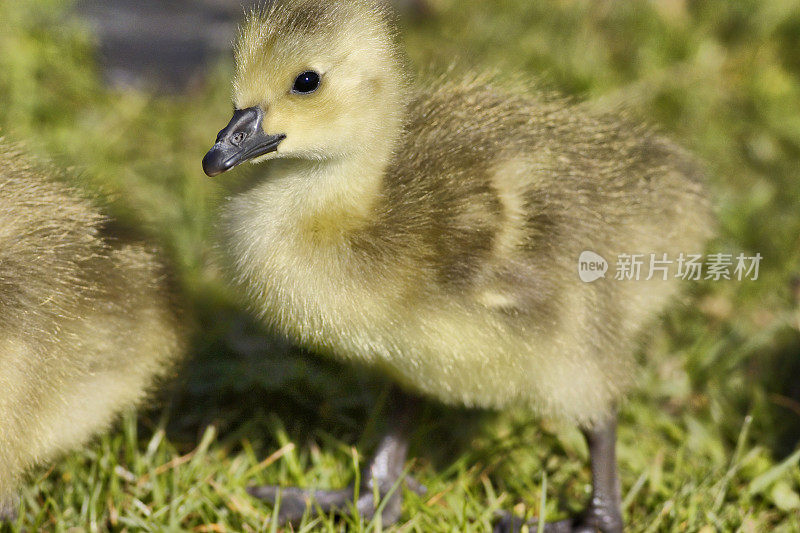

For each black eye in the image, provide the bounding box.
[292,71,321,94]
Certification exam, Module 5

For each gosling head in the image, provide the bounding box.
[203,0,407,177]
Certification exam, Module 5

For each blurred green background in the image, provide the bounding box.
[1,0,799,530]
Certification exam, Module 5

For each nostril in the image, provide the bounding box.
[231,132,246,145]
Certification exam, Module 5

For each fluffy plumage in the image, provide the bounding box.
[0,141,185,515]
[221,0,712,426]
[205,1,713,528]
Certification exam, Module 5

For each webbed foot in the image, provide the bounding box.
[493,413,623,533]
[249,390,421,526]
[493,512,573,533]
[493,506,622,532]
[248,474,425,525]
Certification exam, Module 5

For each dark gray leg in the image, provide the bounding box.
[248,390,424,526]
[0,494,19,523]
[494,412,623,533]
[579,414,622,532]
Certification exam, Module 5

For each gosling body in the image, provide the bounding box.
[0,141,184,518]
[224,80,711,426]
[204,1,712,529]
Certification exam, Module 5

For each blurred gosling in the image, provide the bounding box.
[0,141,185,521]
[202,1,713,531]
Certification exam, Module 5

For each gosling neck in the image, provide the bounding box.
[250,136,397,240]
[304,145,394,216]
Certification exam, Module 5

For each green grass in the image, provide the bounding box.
[2,0,800,530]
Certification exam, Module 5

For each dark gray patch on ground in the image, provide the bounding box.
[75,0,428,93]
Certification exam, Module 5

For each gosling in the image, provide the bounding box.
[0,141,185,521]
[202,1,713,531]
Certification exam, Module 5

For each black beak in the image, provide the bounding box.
[203,107,286,177]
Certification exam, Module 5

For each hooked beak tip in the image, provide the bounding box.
[202,147,231,177]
